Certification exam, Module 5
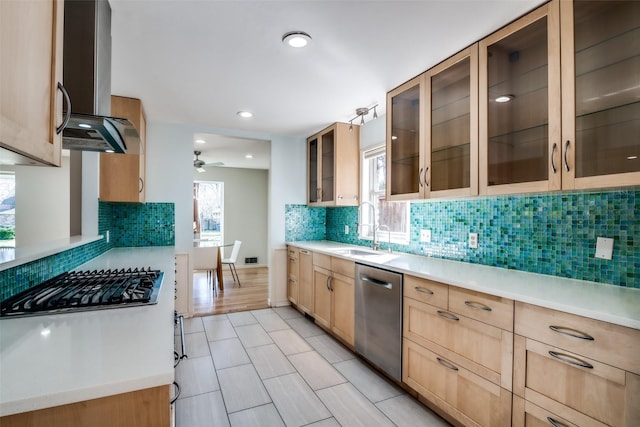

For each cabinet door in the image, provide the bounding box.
[308,136,319,204]
[287,247,299,304]
[313,266,331,329]
[479,1,561,195]
[100,96,146,202]
[331,272,354,346]
[560,0,640,189]
[298,249,313,313]
[0,0,64,166]
[175,253,189,315]
[426,44,479,198]
[320,129,335,203]
[386,75,425,200]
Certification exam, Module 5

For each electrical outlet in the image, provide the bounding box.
[595,237,613,260]
[344,225,349,235]
[469,232,478,249]
[420,229,431,243]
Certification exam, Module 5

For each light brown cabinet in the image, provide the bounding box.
[100,96,146,203]
[0,0,65,166]
[513,302,640,427]
[387,45,479,201]
[386,75,424,201]
[403,274,513,426]
[312,253,355,346]
[307,122,360,206]
[287,246,299,305]
[560,0,640,189]
[286,246,313,315]
[480,0,640,195]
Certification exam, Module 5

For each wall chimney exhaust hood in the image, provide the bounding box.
[62,0,138,154]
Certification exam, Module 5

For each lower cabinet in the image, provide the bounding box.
[0,385,171,427]
[402,274,514,426]
[287,246,299,305]
[312,252,355,347]
[513,302,640,427]
[297,249,313,314]
[404,339,512,426]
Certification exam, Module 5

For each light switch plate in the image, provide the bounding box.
[595,237,614,260]
[420,229,431,243]
[344,225,349,235]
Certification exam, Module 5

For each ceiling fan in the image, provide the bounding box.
[194,150,223,172]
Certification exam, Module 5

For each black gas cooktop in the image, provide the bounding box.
[0,267,163,318]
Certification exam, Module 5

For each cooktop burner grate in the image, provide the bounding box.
[1,268,163,318]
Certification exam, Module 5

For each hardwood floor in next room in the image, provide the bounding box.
[193,267,269,316]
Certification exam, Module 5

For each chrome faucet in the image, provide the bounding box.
[358,201,378,250]
[377,224,392,253]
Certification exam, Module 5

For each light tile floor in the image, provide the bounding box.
[175,306,451,427]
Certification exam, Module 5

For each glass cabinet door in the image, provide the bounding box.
[308,137,319,203]
[426,45,478,197]
[321,129,335,202]
[479,2,561,194]
[561,0,640,189]
[386,75,424,200]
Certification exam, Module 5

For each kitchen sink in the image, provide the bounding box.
[332,248,381,256]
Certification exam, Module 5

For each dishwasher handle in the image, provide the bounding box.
[360,275,393,289]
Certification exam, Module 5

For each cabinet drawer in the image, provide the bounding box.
[449,287,513,331]
[313,252,331,270]
[287,246,299,259]
[404,297,512,389]
[331,257,354,278]
[515,302,640,374]
[512,395,584,427]
[403,339,512,427]
[514,335,640,427]
[404,275,448,309]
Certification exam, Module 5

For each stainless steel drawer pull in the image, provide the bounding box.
[361,276,393,289]
[549,325,594,341]
[414,287,434,295]
[436,357,459,372]
[437,311,459,321]
[548,351,594,369]
[464,301,492,311]
[547,417,569,427]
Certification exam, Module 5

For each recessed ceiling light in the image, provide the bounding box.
[282,31,312,48]
[495,95,514,103]
[195,139,206,144]
[78,123,92,129]
[245,154,253,159]
[237,111,253,118]
[627,155,638,160]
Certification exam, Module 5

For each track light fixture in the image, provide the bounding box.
[349,104,378,131]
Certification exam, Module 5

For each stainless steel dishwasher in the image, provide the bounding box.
[354,263,403,381]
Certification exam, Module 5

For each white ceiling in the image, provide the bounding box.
[109,0,545,169]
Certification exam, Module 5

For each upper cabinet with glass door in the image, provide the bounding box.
[307,122,360,207]
[560,0,640,189]
[479,1,561,195]
[386,76,424,201]
[426,45,479,198]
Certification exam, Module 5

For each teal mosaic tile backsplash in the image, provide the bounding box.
[285,204,327,241]
[0,202,175,300]
[100,202,175,247]
[288,189,640,288]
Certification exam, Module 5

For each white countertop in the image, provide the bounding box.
[289,241,640,330]
[0,247,176,416]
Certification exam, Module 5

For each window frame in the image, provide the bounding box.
[359,145,410,245]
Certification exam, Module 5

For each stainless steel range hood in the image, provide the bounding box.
[62,0,138,153]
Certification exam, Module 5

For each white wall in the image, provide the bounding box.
[15,156,70,246]
[194,167,268,267]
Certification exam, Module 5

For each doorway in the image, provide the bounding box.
[192,133,270,316]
